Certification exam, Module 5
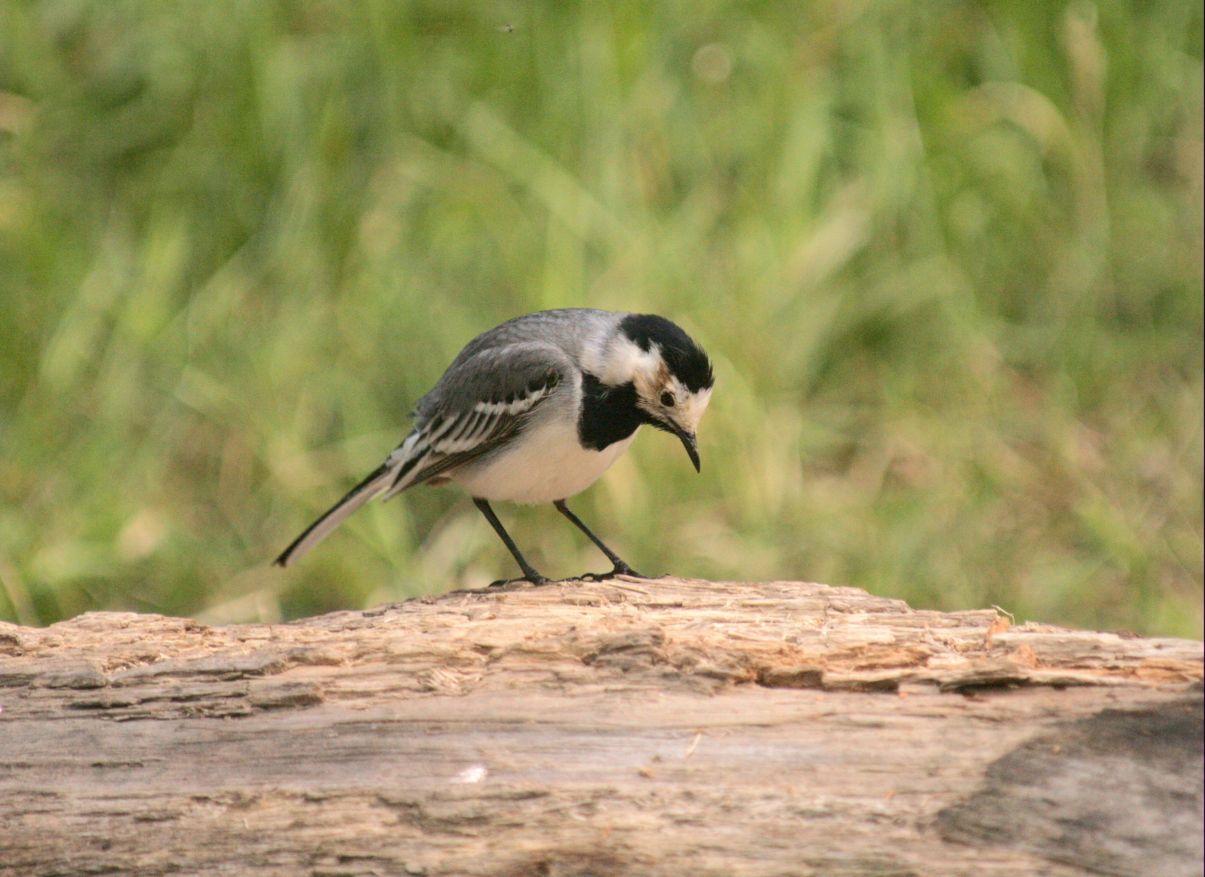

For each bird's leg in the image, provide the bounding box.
[553,500,644,580]
[473,498,550,586]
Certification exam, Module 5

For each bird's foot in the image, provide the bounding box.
[575,564,648,582]
[488,573,552,589]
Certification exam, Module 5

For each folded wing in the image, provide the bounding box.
[274,343,567,567]
[380,344,566,499]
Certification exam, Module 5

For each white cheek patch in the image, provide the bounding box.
[678,385,713,433]
[589,335,660,388]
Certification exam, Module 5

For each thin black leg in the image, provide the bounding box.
[473,499,549,585]
[553,499,643,579]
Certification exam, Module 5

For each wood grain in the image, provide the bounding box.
[1,578,1201,876]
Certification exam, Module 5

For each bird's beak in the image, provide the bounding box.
[670,423,701,473]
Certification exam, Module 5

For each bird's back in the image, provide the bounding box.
[413,309,622,420]
[448,308,619,366]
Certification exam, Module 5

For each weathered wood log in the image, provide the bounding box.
[1,578,1201,877]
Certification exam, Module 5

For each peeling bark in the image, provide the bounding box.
[1,578,1201,876]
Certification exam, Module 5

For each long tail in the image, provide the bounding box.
[273,463,394,567]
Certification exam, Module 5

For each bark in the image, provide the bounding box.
[1,577,1201,877]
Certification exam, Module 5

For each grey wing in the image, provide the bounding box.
[378,342,570,499]
[272,339,574,567]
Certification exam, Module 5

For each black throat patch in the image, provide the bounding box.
[577,373,649,451]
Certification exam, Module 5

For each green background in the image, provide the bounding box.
[1,1,1201,637]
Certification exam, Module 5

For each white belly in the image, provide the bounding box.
[451,417,637,504]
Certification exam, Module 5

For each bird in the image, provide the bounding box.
[274,308,715,583]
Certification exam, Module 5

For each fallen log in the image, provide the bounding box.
[1,577,1201,876]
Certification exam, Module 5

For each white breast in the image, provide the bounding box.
[450,415,637,504]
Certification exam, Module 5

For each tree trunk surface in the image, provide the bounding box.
[1,577,1201,877]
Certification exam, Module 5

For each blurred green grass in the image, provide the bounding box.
[0,1,1201,636]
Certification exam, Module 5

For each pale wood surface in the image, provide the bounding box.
[1,577,1201,876]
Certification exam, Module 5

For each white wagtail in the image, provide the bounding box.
[274,309,714,582]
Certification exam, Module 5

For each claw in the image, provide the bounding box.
[573,566,647,582]
[487,574,551,589]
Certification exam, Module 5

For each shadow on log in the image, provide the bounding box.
[1,578,1201,876]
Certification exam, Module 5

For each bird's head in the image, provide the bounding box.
[604,313,714,471]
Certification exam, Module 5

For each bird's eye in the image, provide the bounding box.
[660,391,675,407]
